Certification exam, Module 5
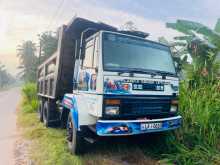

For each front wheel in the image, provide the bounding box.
[67,113,84,155]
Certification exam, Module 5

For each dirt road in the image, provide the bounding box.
[0,88,20,165]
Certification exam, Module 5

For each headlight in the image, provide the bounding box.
[105,106,119,115]
[170,105,177,112]
[171,84,179,91]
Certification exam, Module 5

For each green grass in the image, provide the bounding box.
[19,83,82,164]
[18,82,220,165]
[161,81,220,164]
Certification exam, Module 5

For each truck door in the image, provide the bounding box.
[76,36,101,117]
[78,37,98,91]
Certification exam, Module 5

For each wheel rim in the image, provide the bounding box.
[67,116,77,153]
[43,107,47,125]
[38,103,42,118]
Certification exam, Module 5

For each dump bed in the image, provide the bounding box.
[37,17,117,100]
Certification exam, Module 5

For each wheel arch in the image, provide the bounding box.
[62,95,79,130]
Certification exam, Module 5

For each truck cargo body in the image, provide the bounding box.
[37,17,181,154]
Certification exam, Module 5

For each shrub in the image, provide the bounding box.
[22,83,38,113]
[163,81,220,164]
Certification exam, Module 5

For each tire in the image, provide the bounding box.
[67,113,84,155]
[60,108,69,129]
[43,101,50,127]
[38,100,44,122]
[43,101,56,127]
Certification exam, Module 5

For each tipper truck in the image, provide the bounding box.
[37,17,182,154]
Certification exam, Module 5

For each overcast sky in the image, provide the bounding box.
[0,0,219,74]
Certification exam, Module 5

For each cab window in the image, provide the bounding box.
[93,37,99,67]
[83,39,94,68]
[83,37,99,68]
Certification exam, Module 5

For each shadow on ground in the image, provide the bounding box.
[82,133,169,165]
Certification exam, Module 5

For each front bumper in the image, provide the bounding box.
[96,115,182,136]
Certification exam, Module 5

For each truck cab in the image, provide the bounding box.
[37,17,181,155]
[63,30,181,152]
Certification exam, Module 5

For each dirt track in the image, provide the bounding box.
[0,88,20,165]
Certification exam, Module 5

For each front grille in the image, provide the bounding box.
[120,98,170,116]
[103,95,173,119]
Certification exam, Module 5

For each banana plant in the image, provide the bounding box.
[165,19,220,82]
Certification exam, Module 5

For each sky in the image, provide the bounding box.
[0,0,220,74]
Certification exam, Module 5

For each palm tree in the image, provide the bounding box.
[38,31,58,63]
[17,41,38,82]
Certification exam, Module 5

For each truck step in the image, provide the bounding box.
[84,137,96,144]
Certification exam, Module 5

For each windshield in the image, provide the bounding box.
[102,32,176,74]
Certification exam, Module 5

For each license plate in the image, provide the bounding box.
[132,83,164,91]
[140,123,162,130]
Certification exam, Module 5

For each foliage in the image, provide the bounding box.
[162,81,220,164]
[159,19,220,164]
[166,19,220,82]
[21,83,38,113]
[179,82,220,147]
[0,62,14,88]
[214,19,220,33]
[17,41,38,82]
[17,31,57,82]
[120,21,138,31]
[39,31,58,63]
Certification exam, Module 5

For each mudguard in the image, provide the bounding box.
[62,94,79,129]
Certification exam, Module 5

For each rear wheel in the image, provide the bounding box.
[38,100,44,122]
[43,101,50,127]
[43,101,57,127]
[67,113,84,155]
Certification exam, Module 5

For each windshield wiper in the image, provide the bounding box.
[116,68,157,76]
[153,70,176,77]
[106,67,176,77]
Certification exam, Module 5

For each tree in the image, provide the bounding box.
[39,31,58,63]
[17,41,38,82]
[16,31,57,82]
[166,19,220,83]
[0,63,14,88]
[120,21,138,31]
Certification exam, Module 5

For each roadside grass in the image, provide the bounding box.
[18,82,220,165]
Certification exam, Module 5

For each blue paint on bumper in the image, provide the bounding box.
[96,116,182,136]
